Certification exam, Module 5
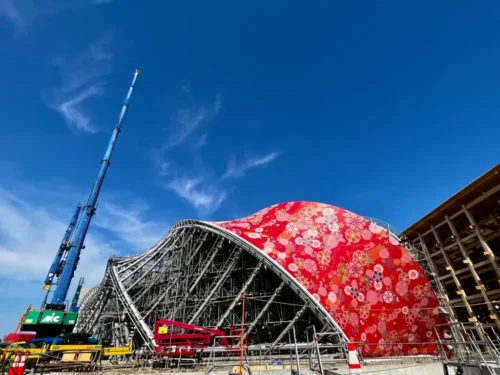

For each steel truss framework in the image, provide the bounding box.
[75,221,347,352]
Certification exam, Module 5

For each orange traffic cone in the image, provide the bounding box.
[7,352,20,375]
[17,352,28,375]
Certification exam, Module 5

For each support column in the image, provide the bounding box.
[430,226,477,321]
[243,281,285,340]
[188,248,243,324]
[445,216,500,331]
[215,262,263,329]
[168,239,224,319]
[418,235,461,323]
[462,205,500,284]
[270,303,309,348]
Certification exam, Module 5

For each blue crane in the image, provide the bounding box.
[43,204,82,291]
[44,69,140,309]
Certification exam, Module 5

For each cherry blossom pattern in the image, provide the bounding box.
[212,201,442,357]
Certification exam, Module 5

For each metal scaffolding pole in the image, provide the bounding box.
[215,262,263,329]
[270,304,309,349]
[243,281,286,340]
[188,248,243,324]
[118,230,184,280]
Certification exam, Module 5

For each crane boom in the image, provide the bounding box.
[44,204,82,290]
[70,277,85,311]
[48,69,140,308]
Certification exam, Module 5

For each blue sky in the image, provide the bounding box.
[1,1,499,335]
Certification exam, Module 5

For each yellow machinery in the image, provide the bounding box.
[0,339,133,365]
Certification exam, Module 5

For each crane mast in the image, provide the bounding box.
[46,69,140,309]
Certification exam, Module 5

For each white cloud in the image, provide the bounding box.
[0,0,25,31]
[194,133,208,149]
[167,176,226,214]
[94,201,167,250]
[0,178,169,335]
[0,0,109,34]
[55,84,104,133]
[0,187,106,284]
[47,34,113,133]
[0,184,168,284]
[223,152,281,178]
[164,95,221,148]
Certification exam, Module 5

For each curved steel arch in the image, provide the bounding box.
[76,219,346,351]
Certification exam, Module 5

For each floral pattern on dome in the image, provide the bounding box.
[212,201,442,357]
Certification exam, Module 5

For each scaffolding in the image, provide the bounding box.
[75,220,347,358]
[72,211,500,373]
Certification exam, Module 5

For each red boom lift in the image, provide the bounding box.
[153,319,246,357]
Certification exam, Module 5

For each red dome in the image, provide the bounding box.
[212,201,441,357]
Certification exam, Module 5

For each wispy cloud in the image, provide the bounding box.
[47,34,114,133]
[0,0,109,35]
[167,176,227,215]
[55,85,104,133]
[194,133,208,149]
[150,89,281,215]
[0,184,167,283]
[0,179,169,335]
[223,152,281,178]
[0,0,25,31]
[164,95,221,149]
[94,201,168,250]
[155,152,280,215]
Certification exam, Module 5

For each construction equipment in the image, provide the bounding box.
[1,70,141,369]
[70,277,85,312]
[0,337,134,370]
[153,319,245,358]
[47,69,141,309]
[19,69,140,335]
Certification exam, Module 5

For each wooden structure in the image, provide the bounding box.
[404,163,500,334]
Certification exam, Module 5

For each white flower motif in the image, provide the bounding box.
[248,232,261,239]
[369,222,383,234]
[389,235,400,246]
[288,263,298,272]
[382,291,394,303]
[323,208,334,216]
[328,291,337,303]
[328,223,340,232]
[408,269,419,280]
[307,229,319,238]
[255,228,263,233]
